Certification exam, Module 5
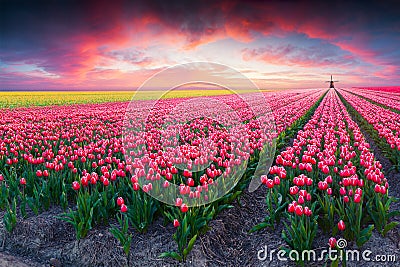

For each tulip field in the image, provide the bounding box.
[0,88,399,266]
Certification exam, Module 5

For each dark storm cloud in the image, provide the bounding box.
[2,0,397,51]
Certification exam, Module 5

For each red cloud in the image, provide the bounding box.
[1,0,399,89]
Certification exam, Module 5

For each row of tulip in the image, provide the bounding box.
[255,89,397,265]
[357,86,400,94]
[344,88,400,111]
[337,89,400,171]
[120,89,325,260]
[0,89,325,261]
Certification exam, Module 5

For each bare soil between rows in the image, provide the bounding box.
[0,175,399,267]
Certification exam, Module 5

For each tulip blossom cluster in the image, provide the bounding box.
[359,86,400,94]
[347,88,400,111]
[0,89,326,241]
[266,89,392,252]
[121,89,325,207]
[338,89,400,151]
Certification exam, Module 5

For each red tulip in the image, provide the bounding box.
[133,183,140,191]
[353,194,361,203]
[72,181,80,191]
[380,185,386,194]
[187,178,195,187]
[295,205,303,216]
[163,180,170,188]
[339,187,346,195]
[318,181,328,190]
[117,197,124,206]
[20,177,26,186]
[266,179,274,189]
[180,203,188,213]
[374,184,381,193]
[325,175,333,184]
[322,165,329,174]
[304,206,312,216]
[175,197,183,207]
[171,166,178,174]
[120,204,128,213]
[289,186,299,195]
[327,188,332,195]
[355,188,362,196]
[261,175,268,184]
[305,163,313,172]
[288,203,295,213]
[173,219,180,228]
[299,189,307,197]
[338,220,345,231]
[329,237,337,248]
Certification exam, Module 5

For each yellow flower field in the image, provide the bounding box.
[0,89,269,108]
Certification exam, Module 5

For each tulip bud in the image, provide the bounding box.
[295,205,303,216]
[180,203,188,213]
[288,203,295,213]
[175,197,183,207]
[72,181,80,191]
[327,188,332,195]
[117,197,124,206]
[338,220,345,231]
[120,204,128,213]
[266,179,274,189]
[20,177,26,186]
[340,187,346,195]
[353,193,361,203]
[329,237,337,248]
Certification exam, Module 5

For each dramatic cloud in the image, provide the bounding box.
[0,0,399,89]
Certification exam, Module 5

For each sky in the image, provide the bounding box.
[0,0,399,90]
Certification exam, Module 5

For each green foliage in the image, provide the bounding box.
[110,213,132,257]
[250,189,286,232]
[367,195,400,237]
[3,197,17,233]
[60,190,101,239]
[161,205,216,261]
[126,189,159,233]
